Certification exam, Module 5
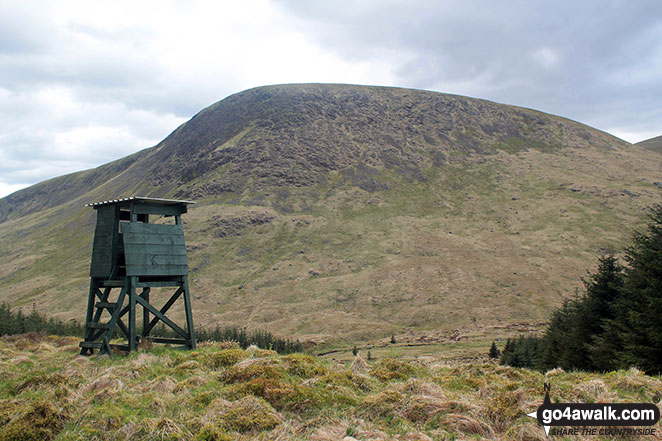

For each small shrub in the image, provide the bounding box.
[175,360,201,371]
[196,424,234,441]
[203,349,248,369]
[280,354,327,378]
[0,400,68,441]
[401,394,451,423]
[13,372,69,394]
[360,388,406,417]
[370,358,419,381]
[140,417,192,441]
[203,397,283,433]
[221,359,284,383]
[224,377,296,409]
[485,393,521,433]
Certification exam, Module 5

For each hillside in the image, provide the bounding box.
[636,135,662,153]
[0,84,661,344]
[1,334,660,441]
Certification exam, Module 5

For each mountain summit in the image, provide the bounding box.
[1,84,660,341]
[0,84,624,222]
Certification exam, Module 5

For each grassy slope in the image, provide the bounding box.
[0,334,660,441]
[0,84,661,345]
[1,143,660,345]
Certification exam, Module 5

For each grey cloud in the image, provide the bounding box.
[276,0,662,138]
[1,0,660,198]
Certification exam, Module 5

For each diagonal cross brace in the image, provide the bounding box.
[142,287,183,335]
[98,281,129,353]
[135,291,188,339]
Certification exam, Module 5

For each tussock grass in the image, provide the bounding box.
[0,334,661,440]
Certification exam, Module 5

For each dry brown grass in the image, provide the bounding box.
[1,337,661,441]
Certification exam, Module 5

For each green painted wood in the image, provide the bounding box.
[129,276,137,352]
[79,341,104,349]
[94,205,117,225]
[135,294,189,338]
[124,265,188,276]
[83,286,111,342]
[90,205,121,278]
[141,288,150,337]
[121,222,188,276]
[116,319,130,339]
[95,301,117,309]
[135,280,182,287]
[183,277,196,349]
[143,287,183,335]
[147,337,189,345]
[100,280,129,354]
[120,233,185,246]
[125,254,188,266]
[101,279,126,287]
[122,236,185,249]
[122,244,187,255]
[83,199,196,355]
[121,222,184,236]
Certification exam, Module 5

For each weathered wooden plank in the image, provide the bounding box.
[91,252,114,271]
[100,279,126,287]
[125,254,188,266]
[125,265,188,276]
[95,205,118,225]
[90,262,112,278]
[135,280,182,287]
[90,206,120,278]
[90,267,111,278]
[79,341,104,349]
[122,233,186,246]
[122,244,187,256]
[146,337,190,345]
[95,301,118,309]
[121,222,184,236]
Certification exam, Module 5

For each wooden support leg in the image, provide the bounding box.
[103,281,128,355]
[80,279,98,355]
[129,276,137,352]
[183,277,196,349]
[142,287,150,338]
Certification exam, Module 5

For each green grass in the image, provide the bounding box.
[1,334,660,440]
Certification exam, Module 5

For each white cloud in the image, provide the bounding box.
[0,183,29,197]
[606,129,660,145]
[531,48,560,69]
[0,0,660,199]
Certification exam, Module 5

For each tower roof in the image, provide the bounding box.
[85,196,195,208]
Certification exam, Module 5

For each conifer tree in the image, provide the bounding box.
[489,341,500,359]
[536,300,578,370]
[613,205,662,374]
[584,253,625,370]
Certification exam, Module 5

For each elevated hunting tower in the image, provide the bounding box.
[79,197,196,355]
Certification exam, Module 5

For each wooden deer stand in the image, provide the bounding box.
[79,197,196,355]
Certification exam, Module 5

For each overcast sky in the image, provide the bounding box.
[1,0,660,198]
